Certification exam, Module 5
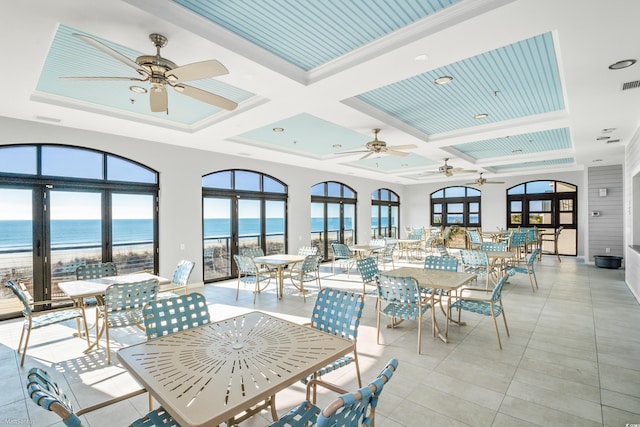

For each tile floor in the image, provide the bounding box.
[1,255,639,426]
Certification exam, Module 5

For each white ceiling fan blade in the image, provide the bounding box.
[484,181,505,184]
[386,150,409,157]
[150,86,168,112]
[451,168,477,173]
[334,150,368,156]
[61,76,147,82]
[175,84,238,111]
[359,152,374,160]
[167,60,229,82]
[73,33,149,77]
[387,144,417,150]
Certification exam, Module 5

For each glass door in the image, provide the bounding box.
[238,199,261,254]
[311,202,325,258]
[111,193,156,274]
[265,200,285,254]
[203,197,232,281]
[0,187,34,318]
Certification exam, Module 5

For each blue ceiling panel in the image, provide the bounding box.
[173,0,459,71]
[452,128,571,159]
[355,32,564,135]
[493,157,574,170]
[36,25,255,125]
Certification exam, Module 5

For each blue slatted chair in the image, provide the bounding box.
[376,242,396,270]
[290,255,322,301]
[25,367,178,427]
[5,280,90,367]
[143,292,210,339]
[330,243,357,276]
[302,288,364,403]
[423,255,459,271]
[75,262,117,306]
[504,249,540,291]
[449,276,510,349]
[467,228,483,249]
[233,254,272,303]
[508,231,528,262]
[434,242,449,257]
[158,260,195,299]
[270,359,398,427]
[460,249,494,289]
[100,278,159,364]
[375,274,430,354]
[356,257,379,295]
[242,247,265,257]
[298,246,319,256]
[481,242,507,251]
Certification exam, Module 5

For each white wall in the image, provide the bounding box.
[0,117,402,283]
[625,126,640,302]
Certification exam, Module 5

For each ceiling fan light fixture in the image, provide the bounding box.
[129,85,147,94]
[608,59,636,70]
[474,113,489,119]
[434,76,453,85]
[332,144,342,148]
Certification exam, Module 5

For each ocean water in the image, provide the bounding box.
[0,217,353,250]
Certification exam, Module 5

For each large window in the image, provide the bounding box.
[507,180,577,256]
[311,181,357,261]
[430,186,481,227]
[202,170,287,282]
[0,144,158,318]
[371,188,399,238]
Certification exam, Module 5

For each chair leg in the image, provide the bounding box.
[417,312,422,354]
[501,307,510,337]
[20,324,31,367]
[236,275,241,300]
[532,270,539,289]
[352,348,362,388]
[269,394,278,421]
[491,313,502,350]
[105,315,111,365]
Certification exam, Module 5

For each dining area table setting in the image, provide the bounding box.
[117,310,355,427]
[384,266,477,343]
[252,253,305,299]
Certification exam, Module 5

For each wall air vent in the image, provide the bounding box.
[606,139,621,144]
[621,80,640,91]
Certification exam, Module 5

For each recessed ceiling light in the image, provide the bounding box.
[272,127,284,132]
[414,54,428,62]
[608,59,636,70]
[434,76,453,85]
[596,136,610,141]
[35,115,62,123]
[401,163,409,167]
[512,149,523,153]
[602,128,617,133]
[332,144,342,148]
[129,85,147,94]
[474,113,489,119]
[593,159,603,162]
[497,136,510,139]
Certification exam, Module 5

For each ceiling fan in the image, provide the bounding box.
[422,158,477,177]
[465,172,505,186]
[62,33,238,113]
[336,128,417,160]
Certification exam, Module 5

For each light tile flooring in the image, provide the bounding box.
[1,256,639,426]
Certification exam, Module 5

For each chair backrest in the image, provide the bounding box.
[26,368,81,427]
[556,226,564,238]
[143,292,210,340]
[509,231,527,248]
[356,257,379,284]
[311,288,364,342]
[460,249,489,267]
[5,280,31,315]
[527,249,541,266]
[298,246,319,256]
[423,255,458,271]
[331,243,351,258]
[434,243,449,257]
[233,254,257,274]
[103,279,158,313]
[376,274,421,305]
[75,262,117,280]
[242,247,265,257]
[370,239,385,248]
[171,260,195,287]
[481,242,506,251]
[490,276,508,302]
[382,242,397,257]
[467,229,482,245]
[298,254,320,272]
[316,358,399,427]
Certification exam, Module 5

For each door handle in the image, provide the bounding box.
[36,240,41,257]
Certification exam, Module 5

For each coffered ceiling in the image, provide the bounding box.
[2,0,639,184]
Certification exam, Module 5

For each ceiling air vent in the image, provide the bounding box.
[606,139,621,144]
[621,80,640,91]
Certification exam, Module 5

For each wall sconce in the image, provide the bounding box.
[599,188,608,197]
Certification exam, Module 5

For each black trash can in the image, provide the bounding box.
[594,255,623,269]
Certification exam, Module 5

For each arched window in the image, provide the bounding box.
[430,186,481,227]
[507,180,577,256]
[0,144,158,318]
[310,181,357,260]
[202,169,287,282]
[371,188,399,238]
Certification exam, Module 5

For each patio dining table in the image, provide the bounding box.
[385,267,477,343]
[252,254,305,299]
[117,310,354,427]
